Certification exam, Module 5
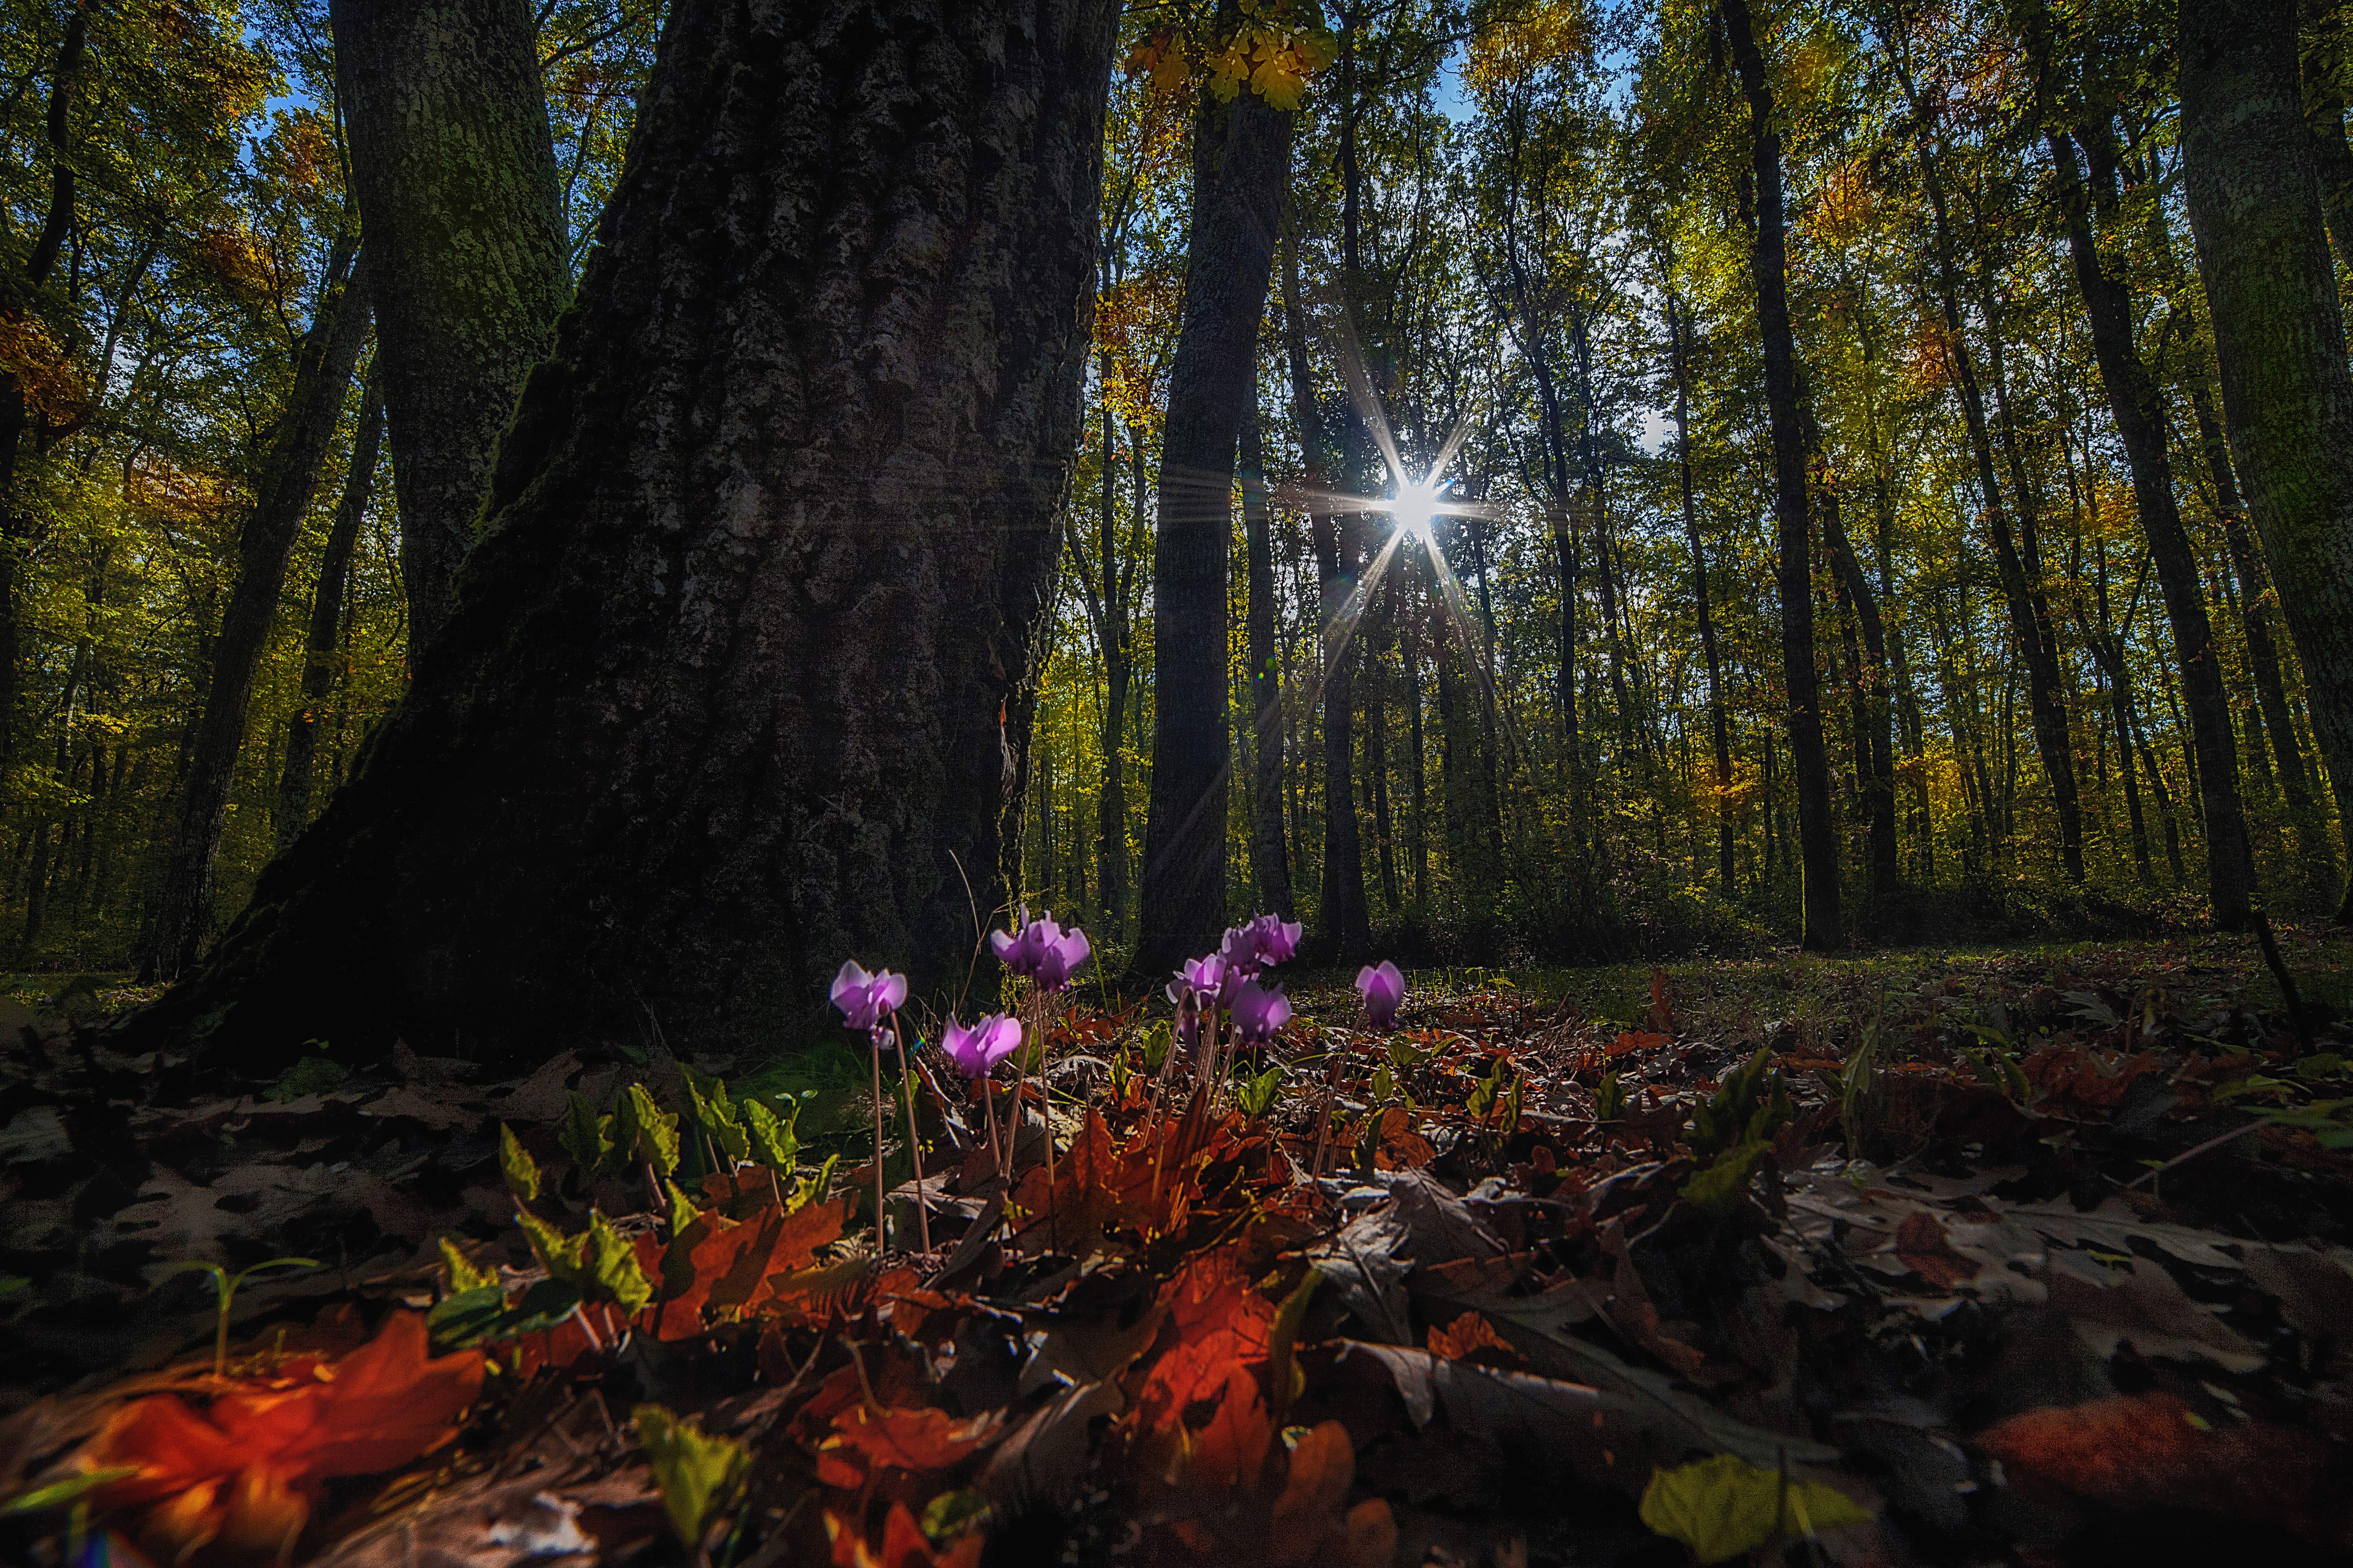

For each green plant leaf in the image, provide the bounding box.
[560,1090,615,1177]
[499,1123,541,1202]
[614,1082,682,1177]
[739,1095,798,1173]
[1680,1141,1769,1216]
[426,1285,510,1351]
[1639,1454,1872,1563]
[584,1211,654,1314]
[518,1209,587,1288]
[2,1467,142,1514]
[665,1179,702,1237]
[633,1403,749,1545]
[440,1236,498,1295]
[1595,1070,1627,1122]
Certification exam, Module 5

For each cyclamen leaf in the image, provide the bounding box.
[634,1403,749,1545]
[560,1090,614,1176]
[1639,1454,1871,1564]
[614,1082,682,1177]
[680,1064,749,1161]
[740,1095,798,1173]
[584,1210,654,1314]
[439,1235,497,1294]
[666,1179,702,1237]
[518,1208,587,1287]
[498,1123,541,1202]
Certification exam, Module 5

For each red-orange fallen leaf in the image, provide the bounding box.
[83,1312,483,1564]
[2019,1044,2161,1110]
[1609,1030,1671,1058]
[1372,1107,1434,1170]
[1270,1421,1354,1565]
[1132,1247,1279,1495]
[645,1195,846,1339]
[827,1501,985,1568]
[1892,1211,1981,1289]
[1975,1392,2350,1546]
[1426,1310,1517,1364]
[822,1403,1004,1480]
[1008,1109,1205,1251]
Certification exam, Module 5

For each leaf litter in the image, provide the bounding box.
[0,930,2349,1565]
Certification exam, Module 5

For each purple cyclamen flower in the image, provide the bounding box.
[991,908,1093,991]
[1166,952,1228,1012]
[1355,960,1405,1031]
[1219,913,1305,976]
[831,959,907,1034]
[1228,978,1293,1042]
[941,1014,1024,1079]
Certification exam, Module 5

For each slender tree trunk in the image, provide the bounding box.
[2026,14,2255,926]
[1404,566,1428,913]
[0,3,89,775]
[140,241,373,982]
[331,0,568,652]
[1138,85,1292,971]
[1241,399,1292,918]
[277,370,384,851]
[2180,0,2353,920]
[122,0,1120,1068]
[1364,592,1399,911]
[1095,388,1130,934]
[1725,0,1840,947]
[1665,289,1735,898]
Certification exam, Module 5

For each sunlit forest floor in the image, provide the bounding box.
[4,929,2351,1566]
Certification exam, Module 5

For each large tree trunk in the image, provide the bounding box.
[1724,0,1840,948]
[1137,85,1292,972]
[124,0,1118,1069]
[2298,0,2353,278]
[1241,400,1292,918]
[2026,6,2255,926]
[140,240,373,982]
[2181,0,2353,920]
[331,0,568,652]
[277,369,384,851]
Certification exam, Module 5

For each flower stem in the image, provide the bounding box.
[869,1034,888,1252]
[893,1019,930,1253]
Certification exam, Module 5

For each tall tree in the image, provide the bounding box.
[140,240,373,981]
[1663,285,1734,897]
[331,0,568,650]
[2179,0,2353,920]
[2025,6,2254,927]
[1723,0,1840,948]
[124,0,1120,1067]
[276,368,385,850]
[1138,74,1293,972]
[1241,399,1293,917]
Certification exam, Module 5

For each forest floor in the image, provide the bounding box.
[2,929,2351,1568]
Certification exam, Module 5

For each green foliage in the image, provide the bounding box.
[1235,1061,1284,1118]
[1639,1454,1872,1563]
[1688,1047,1790,1162]
[498,1123,541,1202]
[613,1083,681,1177]
[439,1236,497,1294]
[152,1255,319,1379]
[739,1094,799,1173]
[560,1090,616,1176]
[632,1403,750,1546]
[1681,1141,1770,1216]
[1595,1070,1627,1122]
[265,1056,348,1102]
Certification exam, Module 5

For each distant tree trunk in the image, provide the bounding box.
[1809,405,1897,906]
[140,240,373,982]
[1094,390,1132,934]
[2186,371,2336,897]
[331,0,568,652]
[0,2,89,776]
[1725,0,1840,948]
[276,370,384,851]
[1664,288,1735,898]
[2027,9,2254,926]
[1241,401,1292,918]
[1138,84,1292,972]
[2297,0,2353,277]
[2181,0,2353,920]
[122,0,1119,1068]
[1364,592,1399,911]
[1403,561,1429,913]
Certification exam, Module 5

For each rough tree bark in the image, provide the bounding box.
[140,241,373,982]
[276,369,384,851]
[1137,83,1292,973]
[1241,399,1293,918]
[124,0,1119,1069]
[331,0,568,651]
[2027,4,2255,926]
[2180,0,2353,920]
[1724,0,1840,948]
